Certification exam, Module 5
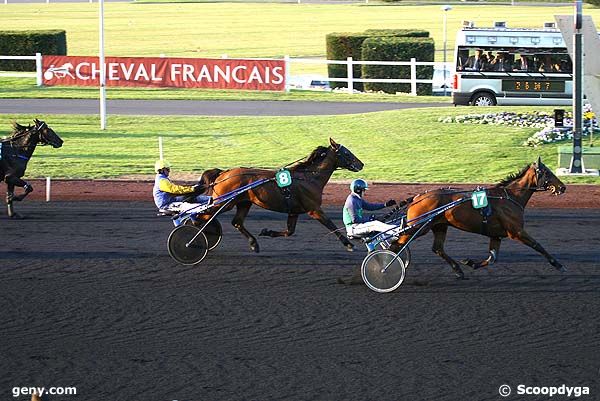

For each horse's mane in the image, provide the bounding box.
[494,164,532,187]
[289,146,329,171]
[11,122,30,135]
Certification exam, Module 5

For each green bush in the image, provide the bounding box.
[0,30,67,71]
[326,33,371,91]
[361,37,435,95]
[584,0,600,6]
[326,29,429,91]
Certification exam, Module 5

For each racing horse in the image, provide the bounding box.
[199,138,363,253]
[0,119,63,218]
[389,157,567,279]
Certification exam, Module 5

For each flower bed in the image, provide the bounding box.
[439,106,599,147]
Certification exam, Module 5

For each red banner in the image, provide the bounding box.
[42,56,286,91]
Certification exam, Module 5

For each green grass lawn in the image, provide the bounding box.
[2,107,598,184]
[1,2,599,77]
[0,77,450,102]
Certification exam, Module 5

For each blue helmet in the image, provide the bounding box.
[350,179,368,194]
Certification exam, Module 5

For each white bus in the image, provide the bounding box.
[452,22,573,106]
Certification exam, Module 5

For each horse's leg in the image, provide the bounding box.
[6,181,17,218]
[307,208,354,251]
[431,225,466,279]
[7,176,33,202]
[231,201,260,253]
[507,228,566,272]
[461,237,502,269]
[259,214,298,237]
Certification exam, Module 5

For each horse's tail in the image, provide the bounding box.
[199,168,223,188]
[398,195,415,208]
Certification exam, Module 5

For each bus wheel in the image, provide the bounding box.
[470,92,496,106]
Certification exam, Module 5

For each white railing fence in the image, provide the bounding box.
[287,56,447,95]
[0,53,43,86]
[0,53,449,95]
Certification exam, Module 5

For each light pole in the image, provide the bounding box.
[441,5,452,96]
[99,0,106,130]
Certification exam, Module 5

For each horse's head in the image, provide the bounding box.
[33,119,63,148]
[531,157,566,195]
[329,138,363,172]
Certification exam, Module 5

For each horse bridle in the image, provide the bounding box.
[333,144,361,171]
[6,122,54,147]
[532,163,551,192]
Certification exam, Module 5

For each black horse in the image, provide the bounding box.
[0,119,63,217]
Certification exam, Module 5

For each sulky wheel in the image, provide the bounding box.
[376,243,411,269]
[167,225,209,265]
[202,219,223,251]
[361,250,406,293]
[186,218,223,251]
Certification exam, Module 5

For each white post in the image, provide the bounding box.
[284,55,290,93]
[45,177,51,202]
[158,136,164,160]
[441,5,452,96]
[99,0,107,130]
[410,57,417,96]
[347,56,354,94]
[35,53,43,87]
[221,54,228,59]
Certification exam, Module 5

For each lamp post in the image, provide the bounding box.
[441,5,452,96]
[99,0,106,130]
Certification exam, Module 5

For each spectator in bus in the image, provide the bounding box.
[486,51,496,65]
[456,49,469,71]
[491,52,512,72]
[538,55,554,72]
[514,55,531,71]
[464,49,487,71]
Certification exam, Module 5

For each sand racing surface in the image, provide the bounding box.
[1,202,599,400]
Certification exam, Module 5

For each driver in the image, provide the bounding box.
[343,179,399,239]
[153,159,212,213]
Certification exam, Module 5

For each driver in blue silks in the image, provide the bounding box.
[343,179,399,238]
[153,159,212,213]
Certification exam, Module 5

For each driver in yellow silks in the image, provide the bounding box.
[152,159,212,213]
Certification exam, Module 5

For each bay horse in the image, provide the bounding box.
[389,157,567,279]
[0,119,63,218]
[200,138,363,253]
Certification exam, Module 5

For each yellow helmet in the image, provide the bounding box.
[154,159,171,172]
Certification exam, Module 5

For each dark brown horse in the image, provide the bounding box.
[200,138,363,253]
[1,120,63,218]
[389,158,566,279]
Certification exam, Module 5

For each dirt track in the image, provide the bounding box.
[21,179,600,208]
[1,202,599,401]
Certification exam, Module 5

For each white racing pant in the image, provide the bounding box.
[346,220,400,239]
[165,195,212,214]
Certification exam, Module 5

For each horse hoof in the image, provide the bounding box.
[557,266,567,273]
[9,213,24,219]
[345,243,354,252]
[250,242,260,253]
[453,270,466,280]
[460,259,475,267]
[258,229,271,237]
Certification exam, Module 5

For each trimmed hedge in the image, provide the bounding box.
[361,37,435,95]
[0,30,67,71]
[326,29,429,91]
